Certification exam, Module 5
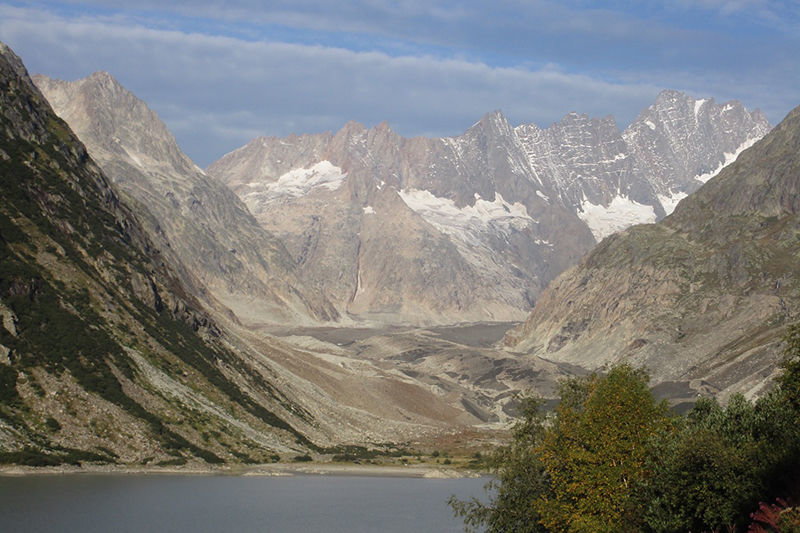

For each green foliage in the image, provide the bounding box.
[450,396,550,533]
[535,365,669,533]
[0,365,19,406]
[156,457,187,467]
[637,400,762,532]
[777,323,800,410]
[635,326,800,532]
[0,446,112,466]
[455,349,800,533]
[292,454,312,462]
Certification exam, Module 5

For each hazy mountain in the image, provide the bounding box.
[34,72,338,327]
[505,103,800,405]
[208,94,768,325]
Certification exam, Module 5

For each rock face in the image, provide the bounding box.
[34,73,337,327]
[209,94,768,325]
[506,104,800,403]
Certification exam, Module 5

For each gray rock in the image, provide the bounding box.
[506,104,800,400]
[35,73,338,326]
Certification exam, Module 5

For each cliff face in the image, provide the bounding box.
[506,104,800,403]
[208,93,768,325]
[34,72,338,327]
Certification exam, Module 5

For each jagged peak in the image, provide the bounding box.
[482,109,508,123]
[669,102,800,221]
[466,109,512,136]
[0,41,35,88]
[340,119,367,133]
[654,88,690,104]
[86,70,120,85]
[373,120,394,133]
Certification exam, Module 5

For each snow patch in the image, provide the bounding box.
[536,190,550,202]
[397,189,533,245]
[644,120,656,131]
[694,99,707,119]
[578,195,657,241]
[248,161,346,202]
[363,206,375,214]
[657,191,689,216]
[694,137,760,184]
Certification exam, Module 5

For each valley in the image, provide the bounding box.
[0,35,797,475]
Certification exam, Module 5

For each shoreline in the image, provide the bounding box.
[0,462,487,479]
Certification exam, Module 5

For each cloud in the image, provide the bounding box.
[0,5,666,166]
[1,3,795,167]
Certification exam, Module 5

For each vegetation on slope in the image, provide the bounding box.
[0,43,313,465]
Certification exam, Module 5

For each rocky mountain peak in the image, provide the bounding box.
[34,71,197,179]
[207,90,771,325]
[470,109,513,137]
[669,103,800,224]
[622,90,771,214]
[36,72,339,326]
[506,102,800,402]
[86,70,124,92]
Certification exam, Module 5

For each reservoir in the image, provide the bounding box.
[0,474,487,532]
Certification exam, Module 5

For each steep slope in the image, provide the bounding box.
[623,90,770,214]
[0,43,337,464]
[506,104,800,403]
[208,94,768,325]
[34,73,337,327]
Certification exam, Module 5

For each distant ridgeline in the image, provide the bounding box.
[205,88,768,325]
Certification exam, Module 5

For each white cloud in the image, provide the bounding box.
[0,5,668,166]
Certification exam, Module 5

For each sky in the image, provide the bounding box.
[0,1,798,167]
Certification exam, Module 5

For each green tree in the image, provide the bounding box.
[777,322,800,410]
[638,397,762,532]
[449,396,550,533]
[534,365,669,532]
[637,329,800,533]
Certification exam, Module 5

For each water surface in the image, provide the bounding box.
[0,474,487,532]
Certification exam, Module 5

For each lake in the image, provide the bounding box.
[0,474,488,532]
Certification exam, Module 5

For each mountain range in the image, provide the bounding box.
[506,103,800,405]
[207,92,768,324]
[1,42,510,464]
[33,72,337,328]
[1,36,795,465]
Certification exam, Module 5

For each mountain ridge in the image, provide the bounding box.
[505,103,800,402]
[34,71,340,328]
[0,42,323,462]
[208,92,768,325]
